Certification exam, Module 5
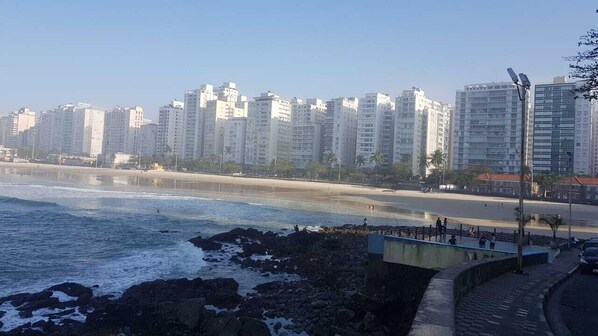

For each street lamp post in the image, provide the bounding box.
[566,151,573,248]
[507,68,531,274]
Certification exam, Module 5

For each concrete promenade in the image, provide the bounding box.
[455,249,579,336]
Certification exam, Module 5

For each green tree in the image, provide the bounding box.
[418,153,429,178]
[391,162,412,180]
[369,151,385,167]
[354,155,366,170]
[535,173,560,198]
[306,161,327,180]
[567,27,598,100]
[222,161,242,174]
[400,153,412,164]
[428,149,445,170]
[539,214,565,242]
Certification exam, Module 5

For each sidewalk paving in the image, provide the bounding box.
[455,249,579,336]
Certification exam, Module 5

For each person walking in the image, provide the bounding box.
[490,233,496,249]
[435,217,442,236]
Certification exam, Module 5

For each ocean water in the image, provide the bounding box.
[0,171,384,300]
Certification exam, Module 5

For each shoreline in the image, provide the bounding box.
[1,161,597,237]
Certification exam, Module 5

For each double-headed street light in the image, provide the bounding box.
[507,67,531,274]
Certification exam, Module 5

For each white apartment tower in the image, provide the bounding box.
[356,93,394,169]
[245,92,292,166]
[452,82,530,173]
[140,123,158,158]
[394,88,451,176]
[157,100,184,158]
[182,85,217,160]
[103,106,144,155]
[38,103,104,156]
[223,117,247,164]
[323,97,359,167]
[290,98,327,169]
[0,108,36,148]
[71,105,105,156]
[203,82,248,157]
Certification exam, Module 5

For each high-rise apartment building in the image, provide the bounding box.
[38,103,104,156]
[394,88,451,176]
[356,93,394,169]
[452,82,530,174]
[533,77,598,176]
[103,106,144,155]
[245,92,292,166]
[203,82,248,157]
[223,117,247,164]
[0,108,36,148]
[182,85,217,161]
[290,98,327,169]
[139,123,158,158]
[157,100,184,158]
[323,97,359,167]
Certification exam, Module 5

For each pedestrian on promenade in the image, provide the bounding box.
[449,234,457,245]
[363,218,368,230]
[490,233,496,249]
[435,217,442,235]
[479,234,487,248]
[443,217,448,234]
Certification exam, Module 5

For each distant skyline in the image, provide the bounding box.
[1,0,596,120]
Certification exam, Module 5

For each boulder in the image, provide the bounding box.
[189,236,223,251]
[239,317,270,336]
[336,308,355,324]
[175,298,206,329]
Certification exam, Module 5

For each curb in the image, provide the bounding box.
[541,252,579,336]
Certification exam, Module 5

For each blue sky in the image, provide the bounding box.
[1,0,596,119]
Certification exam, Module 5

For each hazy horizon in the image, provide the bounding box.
[1,0,596,119]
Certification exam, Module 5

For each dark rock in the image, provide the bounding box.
[175,298,206,329]
[362,312,382,332]
[189,236,223,251]
[47,282,92,299]
[239,317,270,336]
[336,308,355,324]
[19,309,33,318]
[273,321,282,331]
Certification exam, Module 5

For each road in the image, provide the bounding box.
[546,269,598,336]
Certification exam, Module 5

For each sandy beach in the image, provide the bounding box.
[1,161,597,237]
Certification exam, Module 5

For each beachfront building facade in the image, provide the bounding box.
[139,123,158,158]
[157,100,184,159]
[356,93,395,169]
[203,82,248,158]
[38,103,105,157]
[244,92,292,166]
[0,108,36,149]
[71,105,105,156]
[532,77,598,176]
[102,106,144,156]
[323,97,359,167]
[394,88,451,176]
[182,85,217,161]
[223,117,247,164]
[290,98,327,169]
[452,82,531,174]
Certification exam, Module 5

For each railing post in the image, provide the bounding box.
[460,224,462,240]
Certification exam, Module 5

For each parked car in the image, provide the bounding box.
[579,247,598,274]
[582,240,598,251]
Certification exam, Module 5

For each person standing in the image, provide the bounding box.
[435,217,442,236]
[479,234,487,248]
[443,217,448,234]
[490,233,496,249]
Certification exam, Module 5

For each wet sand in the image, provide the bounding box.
[1,162,597,237]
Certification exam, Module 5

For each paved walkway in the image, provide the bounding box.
[455,249,579,336]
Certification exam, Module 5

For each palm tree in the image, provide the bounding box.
[539,214,565,243]
[369,151,385,167]
[324,152,340,181]
[428,149,445,170]
[354,155,366,170]
[418,153,429,178]
[400,153,412,164]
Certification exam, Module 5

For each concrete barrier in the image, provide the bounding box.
[408,251,548,336]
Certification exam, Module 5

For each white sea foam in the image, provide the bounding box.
[0,302,87,332]
[264,316,309,336]
[79,241,206,297]
[51,291,78,303]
